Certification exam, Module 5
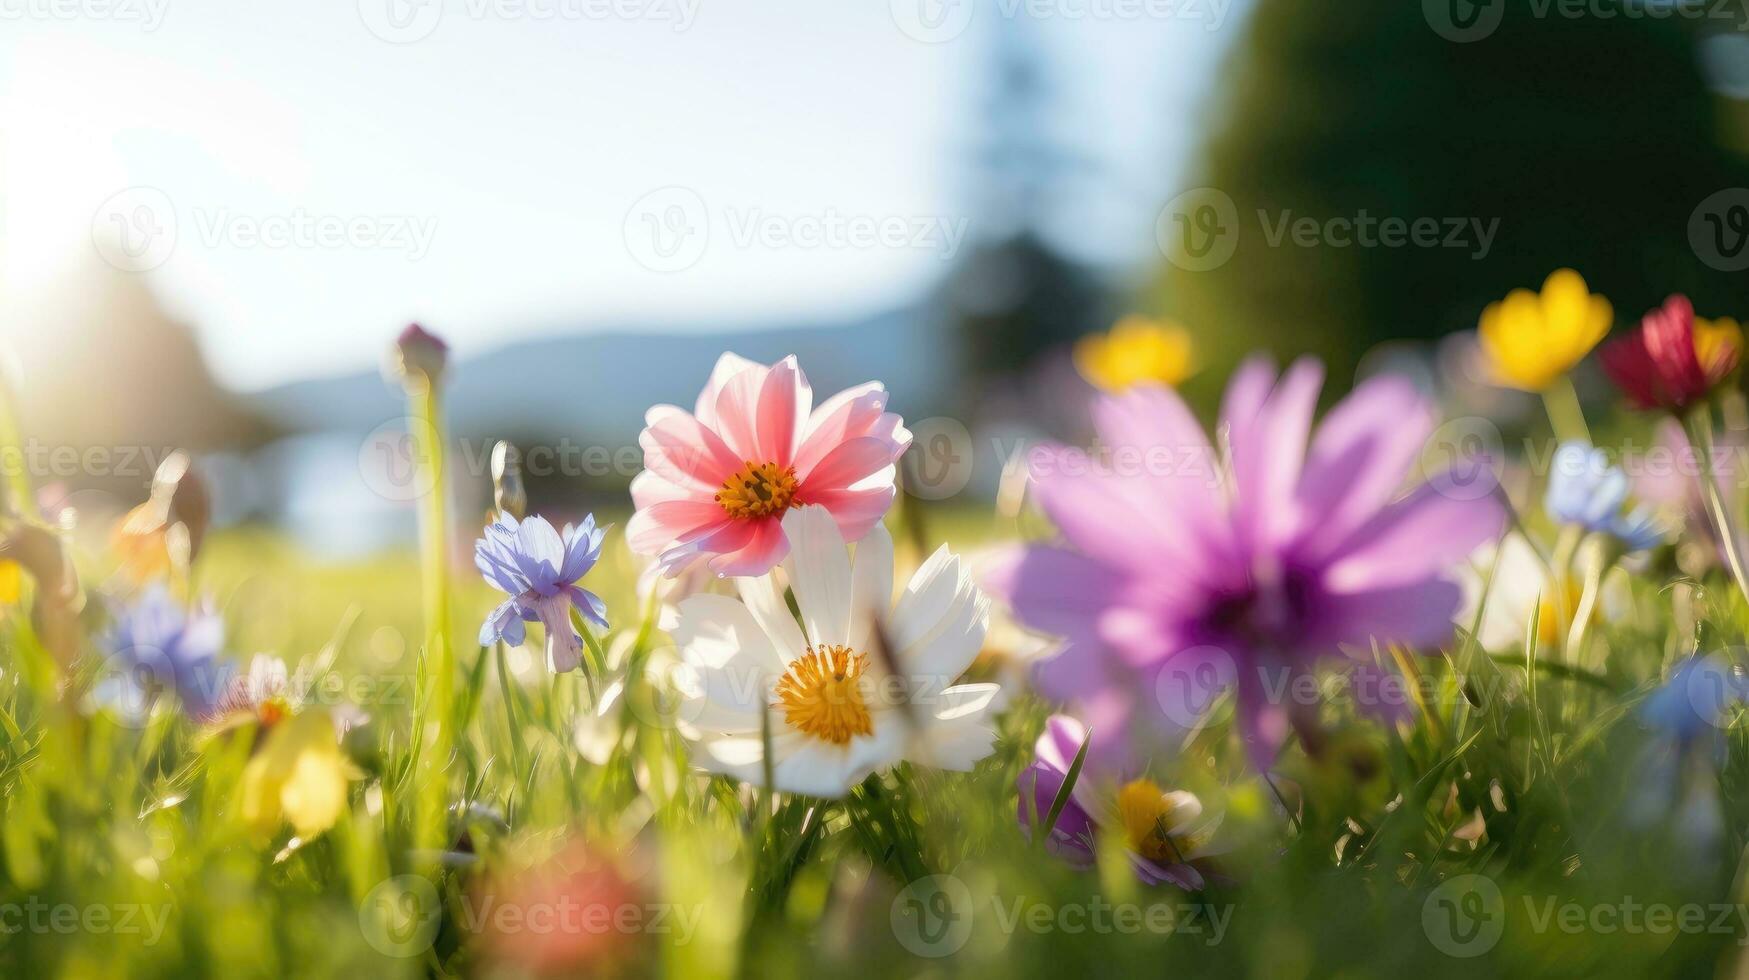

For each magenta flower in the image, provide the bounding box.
[628,353,911,577]
[990,359,1503,769]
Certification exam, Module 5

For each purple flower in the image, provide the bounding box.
[989,359,1503,769]
[476,514,608,673]
[98,585,226,721]
[1017,714,1211,889]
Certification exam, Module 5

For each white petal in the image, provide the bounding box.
[672,594,787,674]
[901,585,989,685]
[771,739,863,798]
[781,506,853,649]
[736,574,808,658]
[890,545,965,652]
[930,683,1002,721]
[847,523,894,653]
[912,717,998,772]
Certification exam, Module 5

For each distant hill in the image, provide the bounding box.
[249,304,957,450]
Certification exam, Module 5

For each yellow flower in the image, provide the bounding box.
[1695,315,1744,375]
[239,709,357,839]
[1074,315,1195,392]
[1477,269,1612,391]
[0,560,19,605]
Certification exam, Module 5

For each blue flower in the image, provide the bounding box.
[475,513,608,673]
[1641,655,1747,745]
[98,585,227,721]
[1544,440,1664,552]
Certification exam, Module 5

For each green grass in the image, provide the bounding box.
[1,491,1748,979]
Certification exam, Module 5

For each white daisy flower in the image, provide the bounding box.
[1457,533,1628,651]
[671,505,1001,797]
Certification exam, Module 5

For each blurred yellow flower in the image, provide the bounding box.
[1478,269,1613,391]
[112,502,172,582]
[240,709,357,839]
[1695,315,1744,374]
[1074,315,1195,392]
[0,560,19,604]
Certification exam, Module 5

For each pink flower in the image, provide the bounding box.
[629,353,911,577]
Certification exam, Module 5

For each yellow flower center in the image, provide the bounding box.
[774,645,873,745]
[1116,778,1191,864]
[715,461,798,520]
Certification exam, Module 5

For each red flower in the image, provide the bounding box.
[1600,296,1741,412]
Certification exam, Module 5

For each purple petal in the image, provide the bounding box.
[1321,482,1504,593]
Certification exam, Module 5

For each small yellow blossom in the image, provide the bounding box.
[240,709,357,839]
[0,560,19,604]
[1478,269,1612,391]
[1695,315,1744,375]
[1074,315,1195,392]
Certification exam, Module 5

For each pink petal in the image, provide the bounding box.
[797,485,895,541]
[1312,578,1464,649]
[1091,385,1225,532]
[627,500,729,554]
[694,352,763,428]
[797,436,900,490]
[707,518,789,577]
[1321,481,1504,592]
[640,410,740,490]
[753,355,809,467]
[1292,375,1436,562]
[1218,357,1277,464]
[1232,358,1323,553]
[712,363,770,463]
[795,383,897,476]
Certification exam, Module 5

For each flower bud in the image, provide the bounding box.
[387,323,449,388]
[490,441,526,519]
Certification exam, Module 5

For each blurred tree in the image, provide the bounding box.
[942,11,1115,404]
[1155,0,1749,381]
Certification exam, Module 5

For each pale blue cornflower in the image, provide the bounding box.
[475,514,608,673]
[1545,441,1664,552]
[96,585,227,722]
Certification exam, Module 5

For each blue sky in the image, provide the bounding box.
[0,0,1247,389]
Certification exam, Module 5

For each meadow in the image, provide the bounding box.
[4,276,1749,979]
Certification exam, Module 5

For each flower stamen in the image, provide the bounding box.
[775,645,872,745]
[716,461,798,520]
[1117,779,1190,864]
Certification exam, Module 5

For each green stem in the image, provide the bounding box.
[1541,376,1592,446]
[408,377,453,870]
[1563,541,1611,662]
[1686,407,1749,607]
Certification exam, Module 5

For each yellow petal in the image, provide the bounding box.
[0,561,20,605]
